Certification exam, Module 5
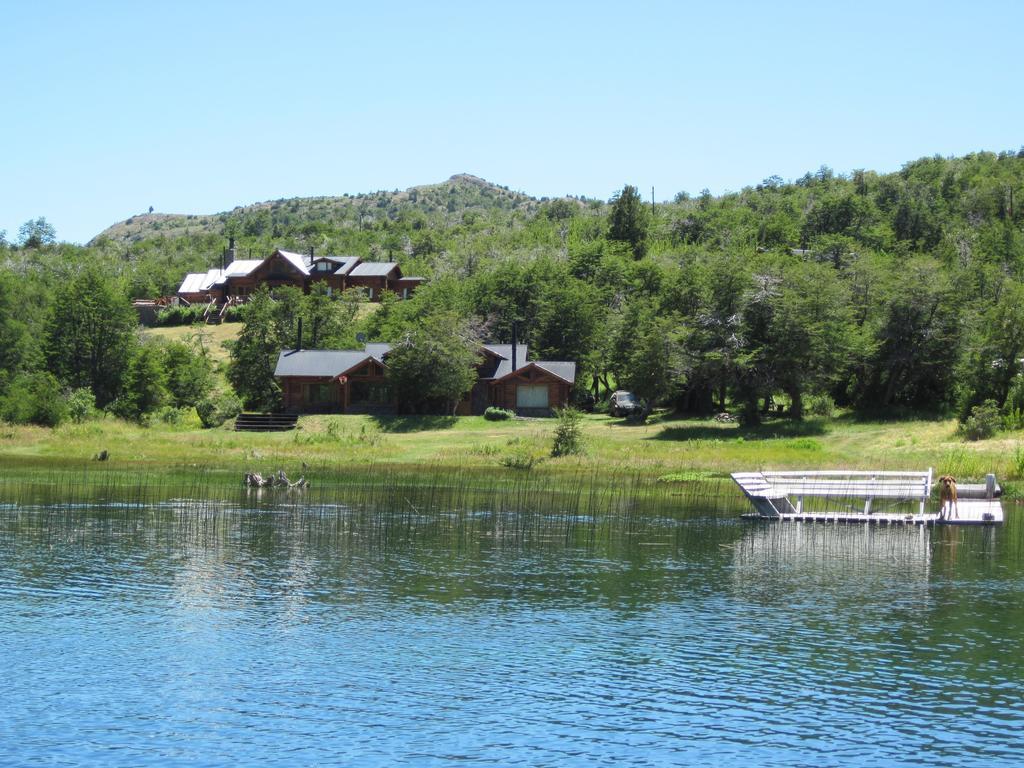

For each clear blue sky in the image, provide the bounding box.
[2,0,1021,244]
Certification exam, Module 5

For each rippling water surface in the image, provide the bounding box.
[1,489,1022,766]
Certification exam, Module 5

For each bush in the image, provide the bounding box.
[67,387,96,423]
[0,372,68,427]
[222,303,251,323]
[960,399,1001,441]
[805,393,836,419]
[156,406,188,426]
[154,304,206,326]
[196,392,243,428]
[551,407,585,457]
[484,407,514,421]
[1004,406,1024,432]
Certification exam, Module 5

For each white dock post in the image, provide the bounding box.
[922,467,933,517]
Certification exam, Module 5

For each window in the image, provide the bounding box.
[305,382,335,405]
[367,287,375,300]
[516,384,549,409]
[350,381,391,406]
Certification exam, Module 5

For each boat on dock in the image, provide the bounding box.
[731,469,1003,525]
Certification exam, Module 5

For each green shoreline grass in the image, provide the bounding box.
[1,411,1022,497]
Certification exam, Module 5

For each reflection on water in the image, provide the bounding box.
[1,488,1023,767]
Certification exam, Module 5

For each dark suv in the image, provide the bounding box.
[609,391,642,417]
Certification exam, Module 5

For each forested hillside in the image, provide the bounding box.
[3,150,1024,428]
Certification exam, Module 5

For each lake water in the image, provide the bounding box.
[1,486,1022,766]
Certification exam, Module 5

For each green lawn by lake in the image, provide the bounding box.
[0,412,1021,494]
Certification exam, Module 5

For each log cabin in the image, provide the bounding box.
[176,240,425,306]
[275,342,575,416]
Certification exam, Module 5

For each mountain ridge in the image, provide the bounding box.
[90,174,546,245]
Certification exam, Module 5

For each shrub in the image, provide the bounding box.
[805,393,836,419]
[157,406,188,425]
[500,449,539,470]
[196,392,243,428]
[484,407,514,421]
[960,399,1001,441]
[154,304,205,326]
[223,303,251,323]
[1004,406,1024,431]
[67,387,96,423]
[551,407,585,457]
[0,372,68,427]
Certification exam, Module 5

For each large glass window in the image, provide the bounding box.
[516,384,549,409]
[350,381,391,406]
[305,382,335,405]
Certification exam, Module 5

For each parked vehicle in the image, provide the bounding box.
[609,391,642,417]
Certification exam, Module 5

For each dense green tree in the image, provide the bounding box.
[227,288,284,411]
[45,267,137,407]
[765,261,852,419]
[163,340,215,409]
[17,217,57,248]
[610,301,683,414]
[608,184,650,258]
[956,279,1024,416]
[385,313,481,414]
[0,371,68,426]
[113,340,170,420]
[855,258,962,409]
[305,284,362,347]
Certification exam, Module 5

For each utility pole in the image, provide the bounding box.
[651,186,655,218]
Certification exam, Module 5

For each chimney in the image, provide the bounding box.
[296,318,303,351]
[309,246,315,259]
[223,237,236,272]
[511,321,518,372]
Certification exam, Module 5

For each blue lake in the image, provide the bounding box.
[1,490,1022,766]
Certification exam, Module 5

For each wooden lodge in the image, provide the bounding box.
[275,342,576,416]
[177,240,425,306]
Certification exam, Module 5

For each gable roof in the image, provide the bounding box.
[483,344,529,378]
[312,255,360,275]
[492,360,576,385]
[349,261,400,278]
[275,350,375,378]
[223,259,262,278]
[178,269,220,294]
[364,343,393,359]
[274,250,312,276]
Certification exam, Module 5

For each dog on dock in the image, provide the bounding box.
[938,475,958,519]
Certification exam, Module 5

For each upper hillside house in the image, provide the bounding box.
[275,342,576,416]
[177,239,425,305]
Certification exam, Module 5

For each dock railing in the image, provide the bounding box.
[732,469,933,518]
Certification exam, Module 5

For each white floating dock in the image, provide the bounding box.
[732,469,1003,526]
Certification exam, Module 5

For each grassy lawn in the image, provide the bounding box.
[0,411,1021,493]
[143,322,241,364]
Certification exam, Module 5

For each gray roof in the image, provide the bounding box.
[484,344,529,378]
[532,361,577,383]
[349,261,399,277]
[275,250,311,276]
[316,255,360,275]
[275,350,373,378]
[274,343,574,384]
[364,343,393,359]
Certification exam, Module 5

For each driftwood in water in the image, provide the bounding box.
[244,469,308,489]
